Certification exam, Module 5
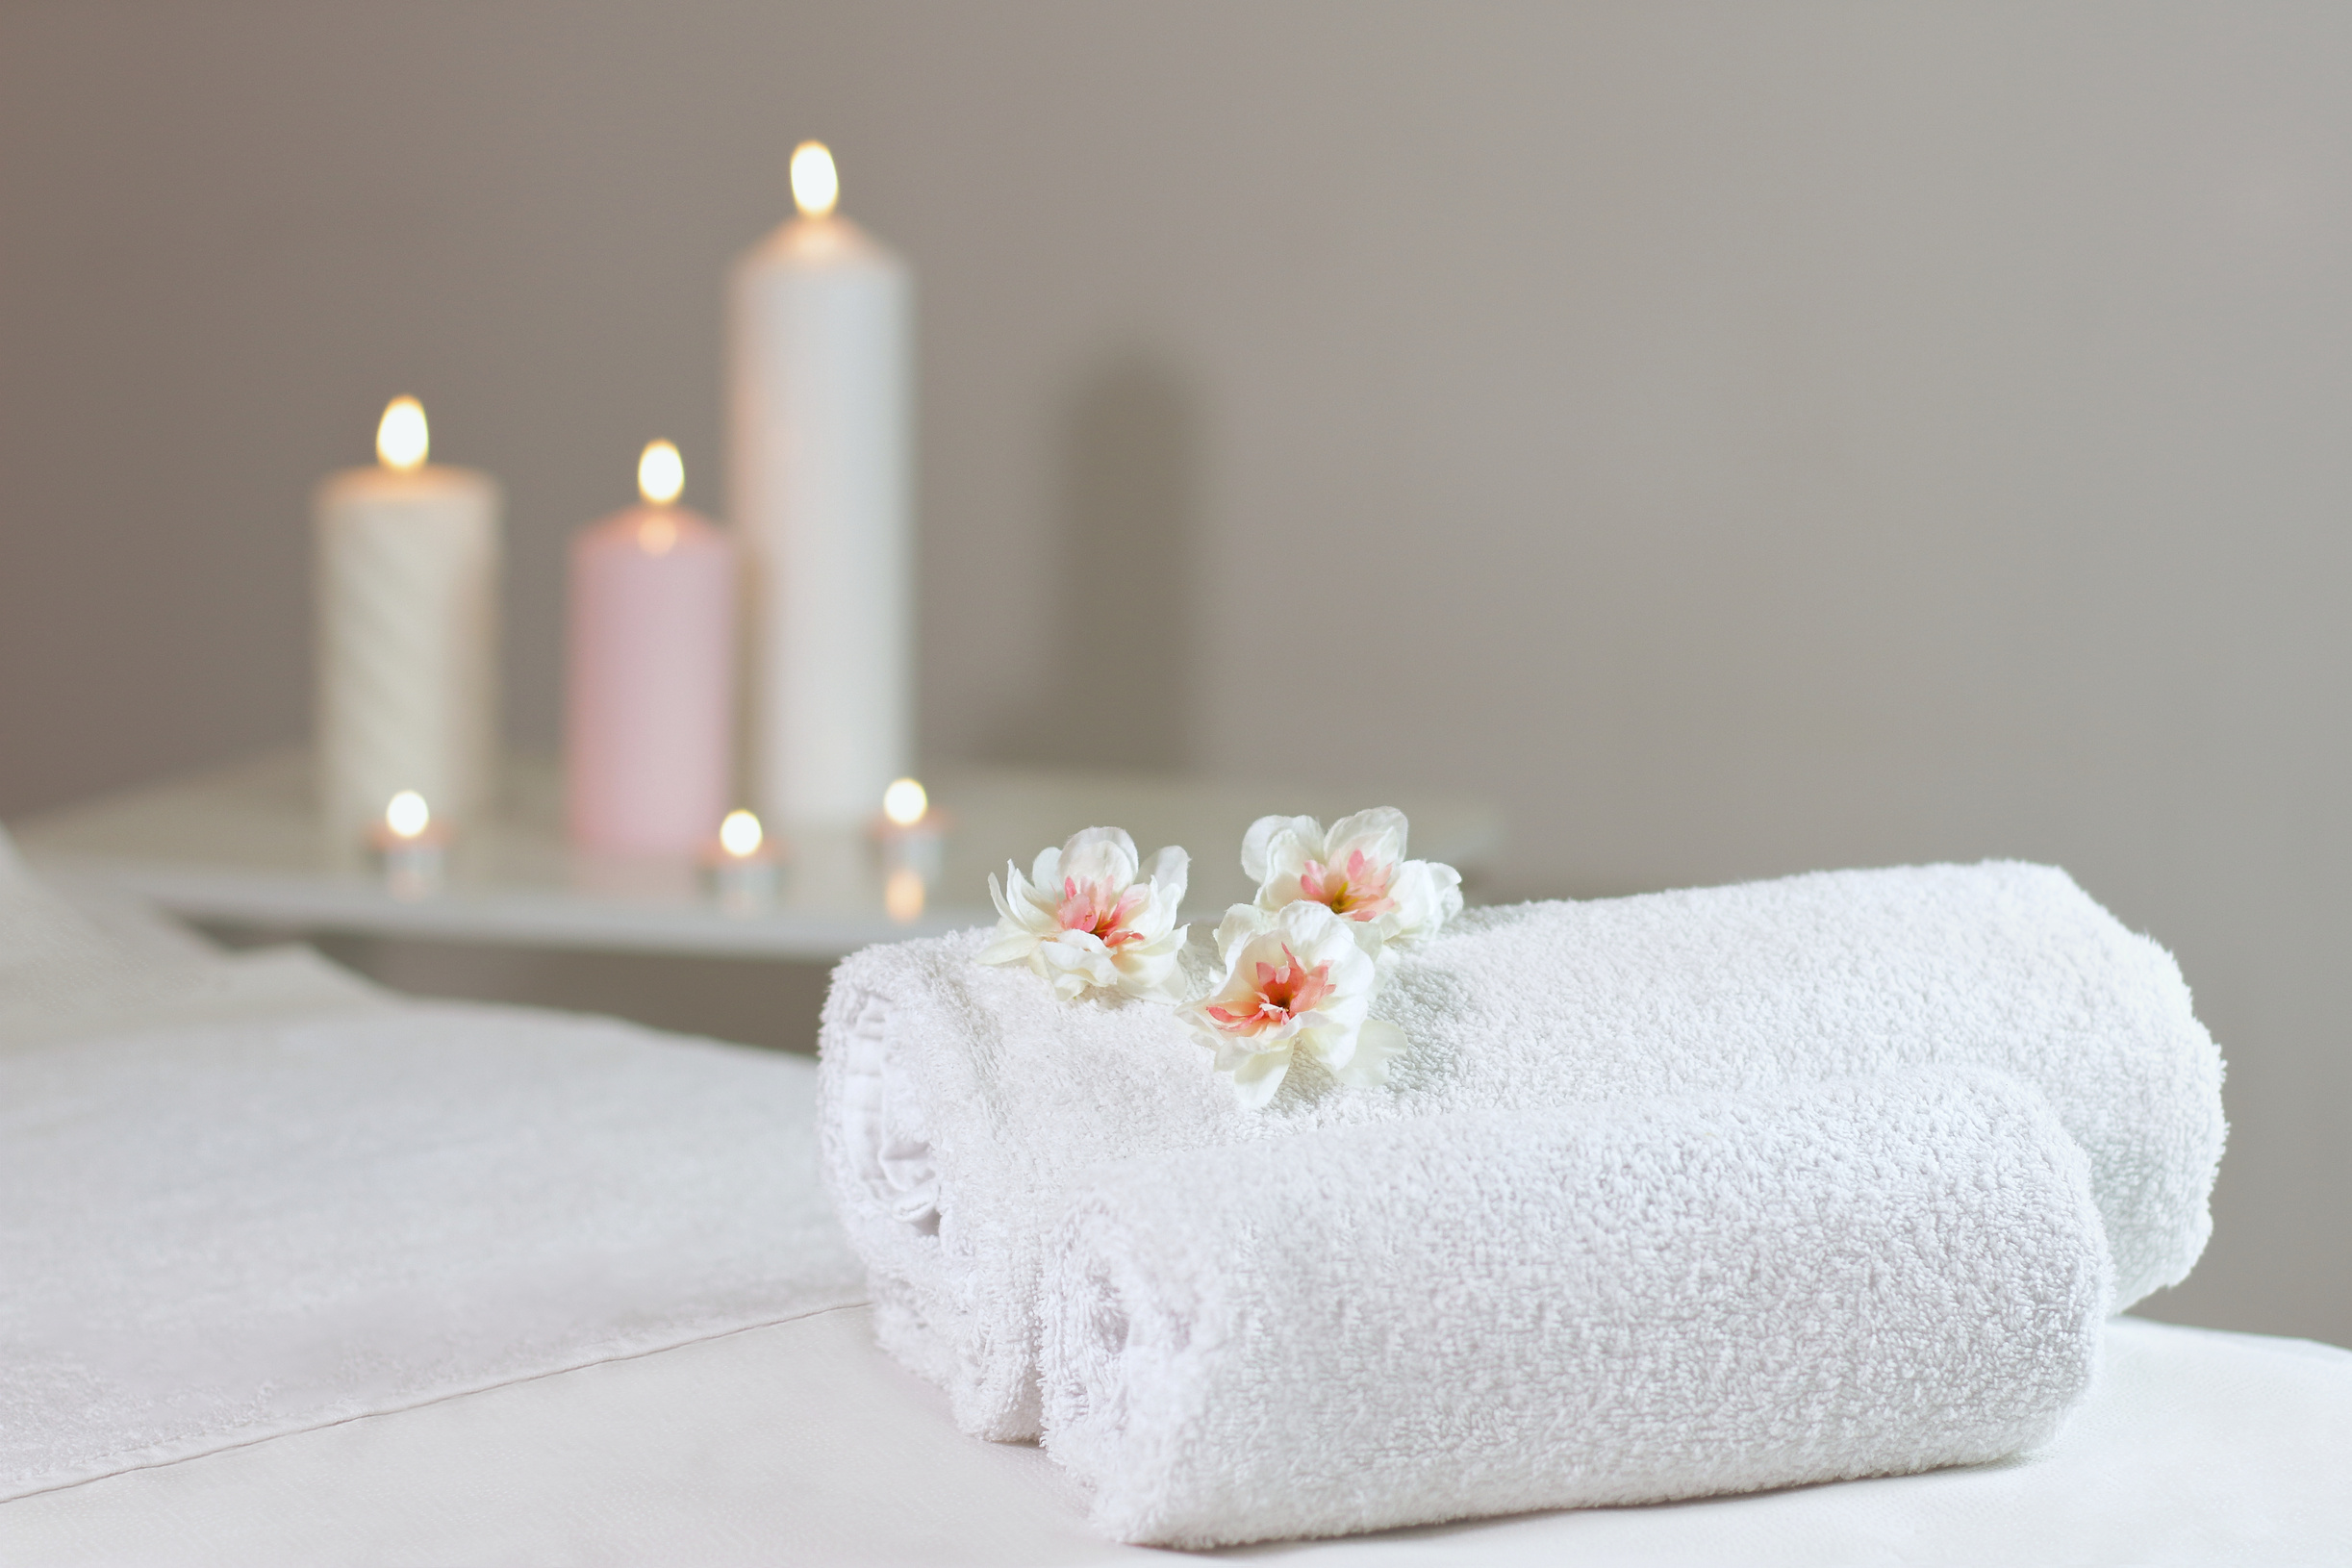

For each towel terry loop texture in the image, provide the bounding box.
[816,860,2225,1449]
[1040,1069,2113,1548]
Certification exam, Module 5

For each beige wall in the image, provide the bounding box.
[2,3,2345,1342]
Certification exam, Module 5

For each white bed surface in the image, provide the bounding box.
[5,1308,2346,1566]
[2,1008,865,1500]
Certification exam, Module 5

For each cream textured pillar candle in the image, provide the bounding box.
[729,140,915,829]
[566,441,738,855]
[314,396,502,850]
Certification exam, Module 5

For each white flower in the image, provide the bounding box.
[1179,900,1408,1109]
[980,826,1189,1001]
[1240,807,1462,959]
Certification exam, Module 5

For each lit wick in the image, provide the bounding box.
[791,141,839,218]
[706,809,781,914]
[874,775,945,889]
[376,397,429,473]
[882,776,927,827]
[636,440,683,555]
[370,789,447,899]
[720,808,763,859]
[387,790,431,839]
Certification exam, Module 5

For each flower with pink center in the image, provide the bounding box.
[1296,848,1400,923]
[1055,878,1149,949]
[1241,808,1463,960]
[1203,943,1336,1035]
[1181,899,1406,1108]
[980,826,1189,1001]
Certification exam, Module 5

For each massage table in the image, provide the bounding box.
[4,847,2345,1566]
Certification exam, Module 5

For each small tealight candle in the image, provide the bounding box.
[704,808,782,914]
[881,776,926,824]
[368,790,449,900]
[873,775,946,885]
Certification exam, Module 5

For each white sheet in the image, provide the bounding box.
[2,1310,2344,1565]
[0,829,384,1051]
[1,1008,866,1499]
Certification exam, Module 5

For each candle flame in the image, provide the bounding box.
[885,867,925,923]
[638,440,683,506]
[376,397,429,472]
[720,809,764,858]
[882,777,927,826]
[386,791,431,840]
[791,141,839,218]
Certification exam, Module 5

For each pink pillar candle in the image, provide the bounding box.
[566,443,738,855]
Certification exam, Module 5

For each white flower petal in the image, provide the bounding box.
[1123,881,1181,945]
[1269,898,1366,972]
[1291,988,1369,1038]
[1324,806,1410,861]
[1123,927,1186,964]
[980,868,1059,969]
[1039,929,1113,974]
[1003,863,1053,925]
[976,927,1038,967]
[1294,1023,1354,1072]
[1331,1018,1409,1087]
[1432,862,1464,924]
[1251,829,1322,913]
[1197,1026,1254,1073]
[1214,903,1274,965]
[1379,857,1464,949]
[1058,826,1141,889]
[1241,815,1322,883]
[1227,1045,1293,1109]
[1141,845,1190,908]
[1110,925,1189,999]
[1186,959,1252,1008]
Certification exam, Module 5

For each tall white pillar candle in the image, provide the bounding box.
[729,140,915,829]
[314,396,502,850]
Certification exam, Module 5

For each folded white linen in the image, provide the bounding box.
[1039,1070,2112,1548]
[0,1004,868,1500]
[0,824,202,1037]
[819,861,2223,1440]
[0,825,383,1050]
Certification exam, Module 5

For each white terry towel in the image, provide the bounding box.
[818,860,2223,1440]
[1039,1069,2113,1549]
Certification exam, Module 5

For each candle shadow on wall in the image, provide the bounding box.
[1001,354,1202,772]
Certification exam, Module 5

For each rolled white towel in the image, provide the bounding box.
[1040,1069,2113,1548]
[817,860,2222,1440]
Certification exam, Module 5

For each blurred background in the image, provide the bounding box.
[1,4,2343,1341]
